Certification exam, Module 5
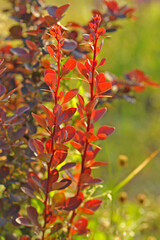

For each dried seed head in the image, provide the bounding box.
[137,193,146,204]
[119,192,128,203]
[118,154,128,167]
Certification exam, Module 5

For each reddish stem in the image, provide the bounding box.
[41,37,61,240]
[67,32,98,239]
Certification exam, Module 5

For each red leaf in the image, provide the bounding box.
[85,100,98,114]
[61,59,76,76]
[27,206,40,227]
[25,40,37,50]
[70,141,83,152]
[98,27,106,35]
[77,94,84,108]
[77,62,89,80]
[87,160,108,168]
[105,1,118,12]
[47,45,55,58]
[55,4,70,19]
[52,150,68,167]
[46,138,52,153]
[98,58,106,68]
[55,143,69,151]
[97,126,115,140]
[62,89,78,104]
[95,73,112,94]
[92,107,107,123]
[20,236,31,240]
[44,72,57,90]
[71,217,88,235]
[40,105,55,122]
[49,169,59,190]
[32,113,47,129]
[84,199,102,211]
[64,196,82,211]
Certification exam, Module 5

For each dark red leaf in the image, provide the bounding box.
[59,126,75,143]
[28,172,41,192]
[16,217,32,227]
[98,58,106,68]
[47,6,57,17]
[64,196,82,211]
[84,199,102,211]
[61,39,77,52]
[59,162,76,171]
[85,100,98,114]
[46,138,52,153]
[50,169,59,185]
[33,139,44,154]
[58,108,76,123]
[97,126,115,140]
[62,89,78,105]
[105,0,118,12]
[25,40,37,50]
[77,62,89,80]
[10,48,28,56]
[0,84,6,97]
[77,94,84,108]
[92,107,107,123]
[55,4,70,19]
[52,179,72,190]
[27,206,40,227]
[40,105,55,122]
[51,222,63,233]
[32,113,47,129]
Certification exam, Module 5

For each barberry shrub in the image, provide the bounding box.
[0,1,159,239]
